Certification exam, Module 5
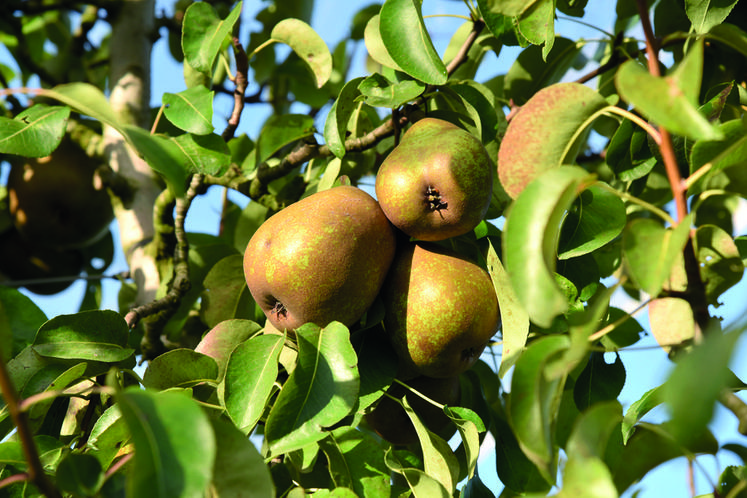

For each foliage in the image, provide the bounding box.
[1,0,747,496]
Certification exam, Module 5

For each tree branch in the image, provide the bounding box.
[222,38,250,142]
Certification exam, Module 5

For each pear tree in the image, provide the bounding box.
[1,0,747,496]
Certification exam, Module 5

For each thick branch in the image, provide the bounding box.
[222,38,250,142]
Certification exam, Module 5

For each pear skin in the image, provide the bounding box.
[375,118,493,241]
[243,186,396,332]
[381,241,500,378]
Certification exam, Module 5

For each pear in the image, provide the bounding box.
[381,241,500,378]
[243,186,396,331]
[7,139,114,249]
[374,117,493,241]
[364,375,461,446]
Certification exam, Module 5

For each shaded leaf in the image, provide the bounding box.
[200,255,258,328]
[195,319,262,380]
[257,114,316,164]
[351,326,397,412]
[695,224,744,303]
[324,77,364,158]
[182,2,242,80]
[142,349,219,390]
[56,453,104,496]
[319,427,390,498]
[379,0,447,85]
[573,352,626,411]
[0,286,47,359]
[384,448,451,498]
[358,73,425,108]
[210,417,274,497]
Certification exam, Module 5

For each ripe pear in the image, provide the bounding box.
[243,186,396,331]
[364,375,461,446]
[8,139,114,249]
[375,117,493,241]
[381,241,500,378]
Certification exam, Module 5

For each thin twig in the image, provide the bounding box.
[222,38,249,142]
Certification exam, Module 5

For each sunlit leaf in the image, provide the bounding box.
[324,77,364,158]
[256,114,316,165]
[649,297,695,353]
[622,386,662,443]
[222,333,284,434]
[364,14,404,71]
[142,349,219,390]
[182,2,242,81]
[40,83,120,128]
[162,86,214,135]
[271,18,333,88]
[384,448,451,498]
[508,334,570,483]
[358,73,425,108]
[516,0,556,59]
[171,132,231,176]
[486,241,529,377]
[32,310,133,362]
[0,104,69,157]
[445,406,483,479]
[379,0,447,85]
[118,389,216,498]
[503,166,596,328]
[559,456,617,498]
[615,60,723,141]
[264,322,359,456]
[122,126,190,198]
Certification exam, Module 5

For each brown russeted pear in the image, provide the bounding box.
[364,375,461,446]
[381,241,500,379]
[7,139,114,249]
[243,185,396,332]
[374,117,493,241]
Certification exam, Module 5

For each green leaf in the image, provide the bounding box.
[85,405,129,469]
[690,119,747,190]
[256,114,316,165]
[503,166,596,328]
[508,334,570,483]
[670,38,704,106]
[708,22,747,57]
[171,132,231,176]
[210,417,274,498]
[363,14,404,72]
[621,216,693,297]
[558,184,627,260]
[121,126,190,198]
[606,118,657,182]
[195,319,262,380]
[565,401,622,460]
[32,310,133,362]
[222,333,284,434]
[118,388,216,498]
[264,322,359,456]
[324,77,364,158]
[56,453,104,496]
[182,1,242,81]
[319,427,390,498]
[358,73,426,108]
[573,352,626,411]
[0,286,47,359]
[379,0,448,85]
[384,448,452,498]
[0,104,70,157]
[445,406,483,479]
[504,37,583,105]
[39,83,120,128]
[490,0,540,16]
[351,326,398,412]
[559,456,618,498]
[662,328,742,446]
[402,396,460,493]
[685,0,739,33]
[460,470,495,498]
[612,422,718,492]
[695,224,744,303]
[497,82,608,198]
[162,86,215,135]
[648,297,695,352]
[615,60,724,141]
[142,349,219,390]
[622,386,662,444]
[447,80,502,144]
[516,0,556,59]
[26,362,88,430]
[200,255,258,328]
[271,18,333,88]
[486,240,529,377]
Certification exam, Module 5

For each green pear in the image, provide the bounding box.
[364,375,461,446]
[381,241,500,378]
[375,117,493,241]
[8,139,114,249]
[243,186,396,332]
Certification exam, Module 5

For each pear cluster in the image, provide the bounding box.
[0,138,115,294]
[243,117,500,444]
